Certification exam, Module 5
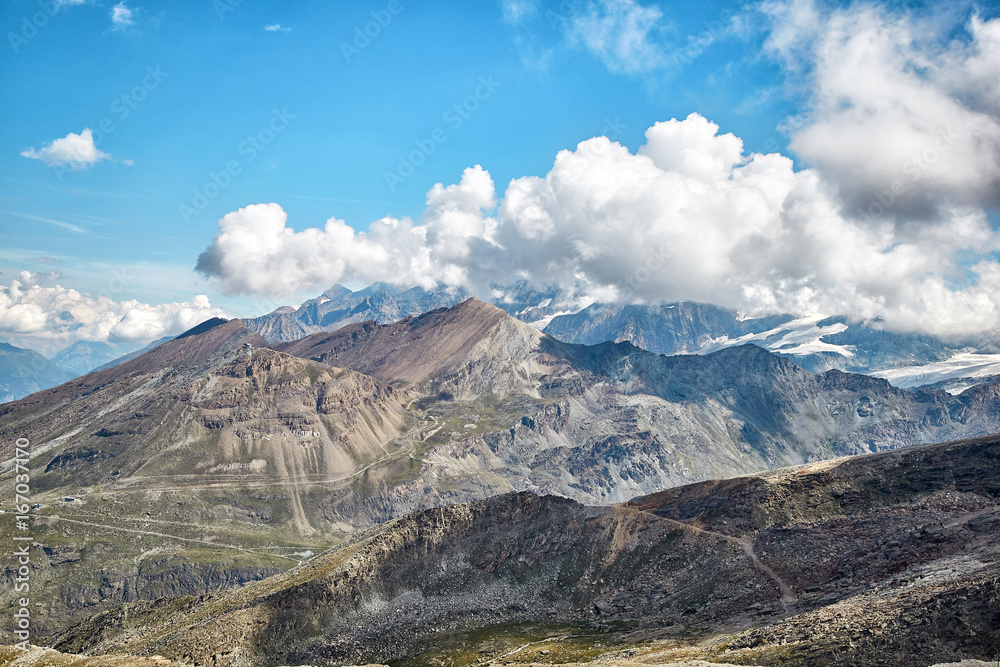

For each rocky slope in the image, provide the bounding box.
[1,318,413,504]
[0,318,419,634]
[274,298,556,399]
[52,434,1000,666]
[6,302,1000,641]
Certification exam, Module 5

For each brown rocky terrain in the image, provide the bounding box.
[0,319,421,635]
[4,302,1000,644]
[273,298,556,399]
[50,434,1000,666]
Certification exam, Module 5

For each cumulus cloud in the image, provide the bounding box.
[20,129,112,170]
[0,272,229,353]
[194,5,1000,340]
[264,23,291,32]
[197,108,1000,339]
[764,0,1000,219]
[196,167,498,298]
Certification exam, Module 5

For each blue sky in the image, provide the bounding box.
[2,1,788,299]
[2,0,1000,351]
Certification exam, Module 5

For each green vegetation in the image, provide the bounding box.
[386,622,611,666]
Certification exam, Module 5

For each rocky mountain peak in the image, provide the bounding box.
[272,297,547,398]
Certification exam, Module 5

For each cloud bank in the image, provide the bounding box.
[766,0,1000,220]
[197,3,1000,340]
[0,271,229,354]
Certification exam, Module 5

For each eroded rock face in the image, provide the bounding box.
[55,435,1000,666]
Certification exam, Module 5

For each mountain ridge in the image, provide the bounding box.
[244,282,471,343]
[5,302,1000,642]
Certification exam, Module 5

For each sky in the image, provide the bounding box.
[2,0,1000,355]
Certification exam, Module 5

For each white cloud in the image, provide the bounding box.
[20,129,112,170]
[504,0,744,77]
[53,0,88,9]
[196,109,1000,340]
[264,23,291,32]
[638,114,745,182]
[193,4,1000,341]
[563,0,668,75]
[196,166,498,298]
[110,1,136,30]
[764,0,1000,219]
[0,272,229,352]
[2,211,87,234]
[0,303,47,334]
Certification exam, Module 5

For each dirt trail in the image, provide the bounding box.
[732,535,798,615]
[628,507,799,615]
[37,515,301,564]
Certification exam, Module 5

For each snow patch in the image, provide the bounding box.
[703,316,856,358]
[872,352,1000,392]
[529,311,576,330]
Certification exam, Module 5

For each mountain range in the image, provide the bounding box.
[49,340,131,377]
[0,338,167,404]
[243,282,471,343]
[248,283,997,388]
[4,281,997,406]
[4,298,1000,648]
[0,342,72,403]
[543,302,962,374]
